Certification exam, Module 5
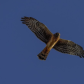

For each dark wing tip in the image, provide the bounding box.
[21,16,28,24]
[79,49,84,58]
[82,50,84,58]
[21,16,26,20]
[21,16,37,25]
[21,16,36,21]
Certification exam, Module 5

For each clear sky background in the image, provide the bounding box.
[1,0,84,84]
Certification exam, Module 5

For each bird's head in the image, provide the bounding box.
[54,32,60,38]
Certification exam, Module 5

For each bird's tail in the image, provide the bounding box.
[37,47,50,60]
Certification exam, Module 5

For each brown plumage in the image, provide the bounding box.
[38,33,60,60]
[21,16,84,60]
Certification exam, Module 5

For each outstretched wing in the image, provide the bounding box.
[53,39,84,58]
[21,17,53,43]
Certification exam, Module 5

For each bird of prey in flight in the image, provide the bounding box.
[21,16,84,60]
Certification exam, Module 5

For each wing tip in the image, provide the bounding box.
[21,16,27,20]
[79,50,84,58]
[82,50,84,58]
[21,16,29,24]
[21,16,35,24]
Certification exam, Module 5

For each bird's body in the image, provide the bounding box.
[38,33,60,60]
[21,17,84,60]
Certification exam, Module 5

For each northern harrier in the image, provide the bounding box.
[21,17,84,60]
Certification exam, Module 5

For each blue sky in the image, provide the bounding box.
[1,0,84,84]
